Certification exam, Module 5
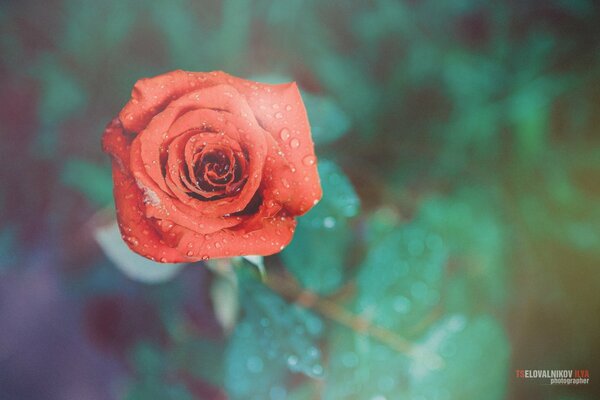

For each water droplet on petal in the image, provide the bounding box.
[303,155,316,166]
[290,138,300,149]
[285,104,292,111]
[279,128,290,141]
[274,112,283,119]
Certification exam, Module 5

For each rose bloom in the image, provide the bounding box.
[102,70,321,263]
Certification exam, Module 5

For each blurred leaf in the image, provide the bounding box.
[356,221,447,333]
[215,0,252,73]
[555,0,595,16]
[325,326,410,400]
[94,220,186,284]
[61,158,114,206]
[171,338,227,387]
[281,160,360,294]
[303,91,351,145]
[224,271,324,400]
[62,0,134,63]
[409,315,510,400]
[224,320,288,400]
[34,54,86,126]
[325,315,509,400]
[516,149,600,257]
[150,0,206,70]
[286,382,319,400]
[418,188,508,311]
[126,342,195,400]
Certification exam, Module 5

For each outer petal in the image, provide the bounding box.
[102,119,182,262]
[221,73,322,214]
[167,212,297,262]
[119,70,242,133]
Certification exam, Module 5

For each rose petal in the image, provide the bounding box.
[222,76,322,214]
[130,85,268,217]
[120,70,218,133]
[102,119,183,262]
[169,212,297,262]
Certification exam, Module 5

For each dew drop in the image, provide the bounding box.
[341,352,359,368]
[246,356,264,373]
[323,216,336,229]
[279,128,290,141]
[274,112,283,119]
[290,138,300,149]
[303,155,316,166]
[285,104,292,111]
[393,296,411,314]
[370,395,387,400]
[287,355,298,367]
[310,364,324,377]
[186,251,193,256]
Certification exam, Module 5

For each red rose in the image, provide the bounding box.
[102,70,321,263]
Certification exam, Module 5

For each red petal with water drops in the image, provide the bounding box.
[103,70,321,262]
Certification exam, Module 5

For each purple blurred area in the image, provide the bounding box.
[0,254,124,399]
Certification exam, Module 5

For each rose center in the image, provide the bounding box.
[191,147,246,196]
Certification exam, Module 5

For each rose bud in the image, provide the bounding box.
[102,70,322,263]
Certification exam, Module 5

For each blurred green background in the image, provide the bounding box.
[1,0,600,399]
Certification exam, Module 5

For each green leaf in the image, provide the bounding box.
[61,0,134,62]
[325,315,509,400]
[224,273,324,400]
[171,338,226,387]
[126,342,195,400]
[410,315,510,400]
[61,158,114,206]
[418,188,507,311]
[150,0,207,70]
[356,222,448,333]
[34,54,87,126]
[224,320,288,400]
[303,91,351,145]
[325,326,410,400]
[281,160,360,294]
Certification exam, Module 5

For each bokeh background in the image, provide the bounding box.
[1,0,600,399]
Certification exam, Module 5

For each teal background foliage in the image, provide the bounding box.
[1,0,600,399]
